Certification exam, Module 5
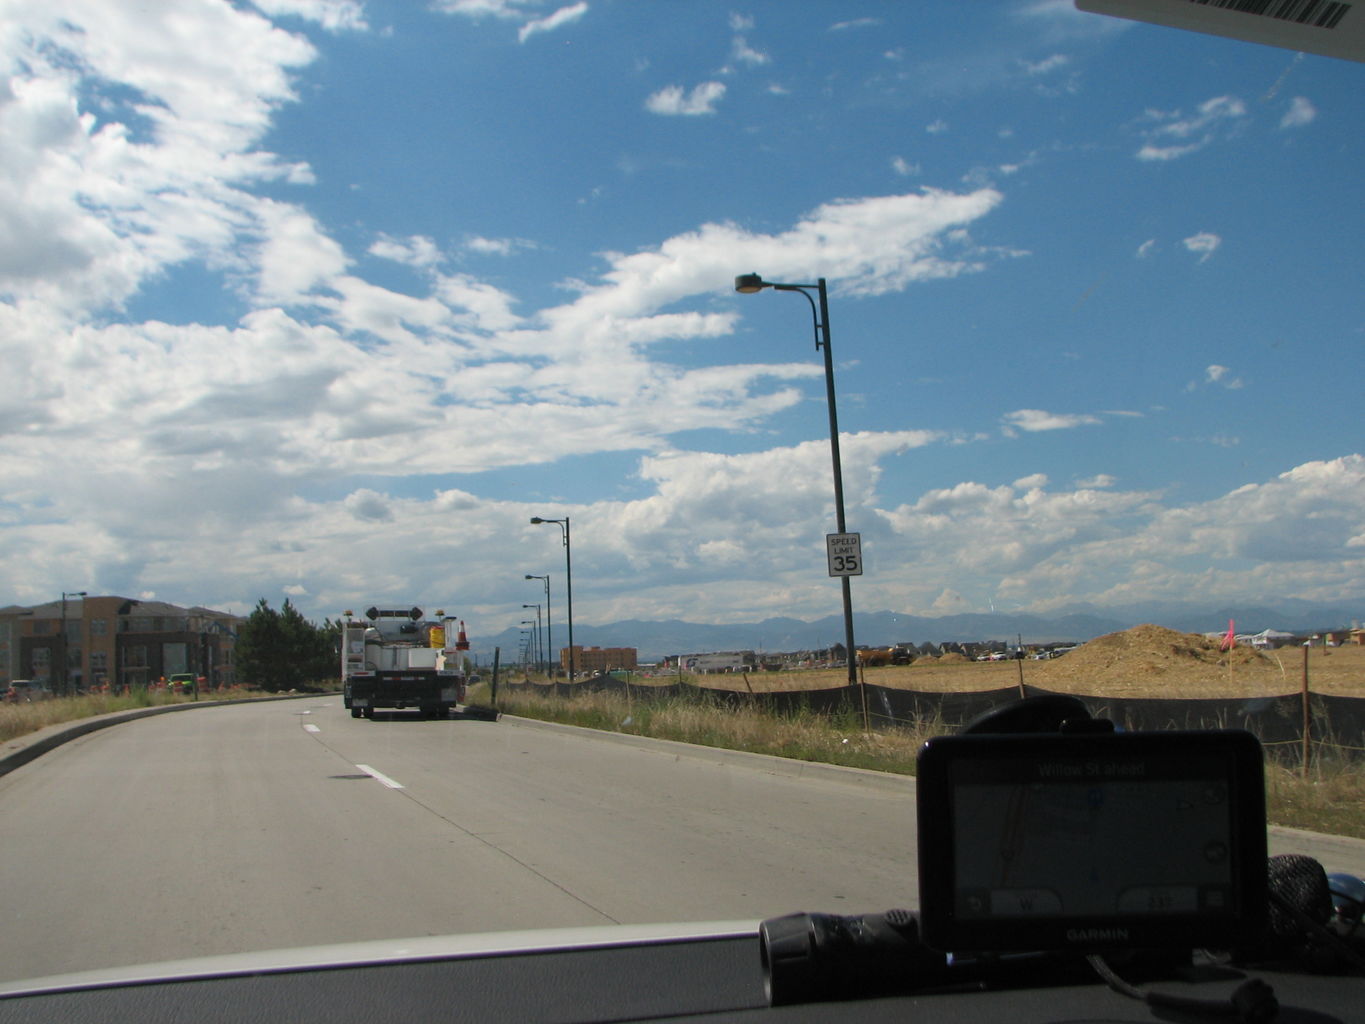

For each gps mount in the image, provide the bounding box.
[758,695,1285,1021]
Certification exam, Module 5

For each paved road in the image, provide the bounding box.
[0,698,914,983]
[0,698,1360,986]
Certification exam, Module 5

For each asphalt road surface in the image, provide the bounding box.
[0,698,915,983]
[0,698,1360,986]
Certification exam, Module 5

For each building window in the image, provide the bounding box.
[90,619,107,636]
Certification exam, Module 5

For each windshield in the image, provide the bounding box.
[0,0,1361,987]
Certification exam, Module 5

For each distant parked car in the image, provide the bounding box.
[4,679,52,702]
[167,673,197,694]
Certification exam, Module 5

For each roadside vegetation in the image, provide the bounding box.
[234,598,338,692]
[0,687,271,746]
[474,678,1365,841]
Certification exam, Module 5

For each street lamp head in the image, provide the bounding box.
[530,517,545,524]
[734,273,767,294]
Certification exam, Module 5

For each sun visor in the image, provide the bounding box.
[1076,0,1365,63]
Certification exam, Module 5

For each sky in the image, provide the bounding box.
[1,0,1361,638]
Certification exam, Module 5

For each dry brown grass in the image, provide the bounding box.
[0,687,267,746]
[1264,754,1365,837]
[489,685,935,774]
[491,632,1365,838]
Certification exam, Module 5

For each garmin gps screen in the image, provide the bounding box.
[916,730,1266,953]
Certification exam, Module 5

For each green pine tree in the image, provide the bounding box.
[235,598,338,691]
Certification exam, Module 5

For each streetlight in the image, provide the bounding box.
[530,517,575,682]
[60,590,87,696]
[522,603,543,672]
[525,574,552,679]
[735,274,858,692]
[520,623,535,669]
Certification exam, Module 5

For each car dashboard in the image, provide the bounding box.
[0,922,1362,1024]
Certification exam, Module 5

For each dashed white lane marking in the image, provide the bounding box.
[355,764,405,789]
[303,723,321,733]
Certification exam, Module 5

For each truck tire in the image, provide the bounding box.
[351,707,361,718]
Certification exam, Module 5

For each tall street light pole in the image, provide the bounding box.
[60,590,87,696]
[522,603,543,670]
[525,574,551,678]
[735,274,858,692]
[520,623,535,669]
[530,517,575,682]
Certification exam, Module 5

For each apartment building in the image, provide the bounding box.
[0,596,242,692]
[562,645,638,675]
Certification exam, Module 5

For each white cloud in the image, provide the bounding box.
[0,2,316,315]
[645,82,727,116]
[1136,95,1246,161]
[1023,54,1069,75]
[877,455,1365,614]
[1001,409,1102,434]
[370,234,445,269]
[1280,96,1317,129]
[464,235,537,257]
[251,0,368,31]
[1076,474,1116,489]
[1203,364,1244,390]
[433,0,532,19]
[892,156,920,176]
[254,202,351,305]
[930,589,970,613]
[518,2,588,43]
[1135,238,1157,258]
[730,36,770,67]
[1183,232,1221,262]
[344,489,394,522]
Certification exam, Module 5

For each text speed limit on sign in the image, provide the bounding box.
[826,532,863,577]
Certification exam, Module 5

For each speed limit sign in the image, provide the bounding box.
[826,533,863,577]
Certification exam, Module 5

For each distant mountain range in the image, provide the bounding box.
[474,600,1362,665]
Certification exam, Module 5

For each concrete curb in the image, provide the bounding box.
[0,692,333,780]
[501,712,916,795]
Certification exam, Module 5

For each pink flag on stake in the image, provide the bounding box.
[1219,619,1236,652]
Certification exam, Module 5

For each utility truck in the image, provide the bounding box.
[341,606,470,719]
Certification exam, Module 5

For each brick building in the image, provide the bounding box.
[0,596,242,692]
[562,645,638,675]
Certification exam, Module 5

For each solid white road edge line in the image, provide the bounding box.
[355,764,404,789]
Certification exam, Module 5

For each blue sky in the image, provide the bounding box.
[1,0,1361,635]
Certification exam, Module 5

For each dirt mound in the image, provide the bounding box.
[1073,624,1268,667]
[936,652,971,664]
[1032,623,1280,696]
